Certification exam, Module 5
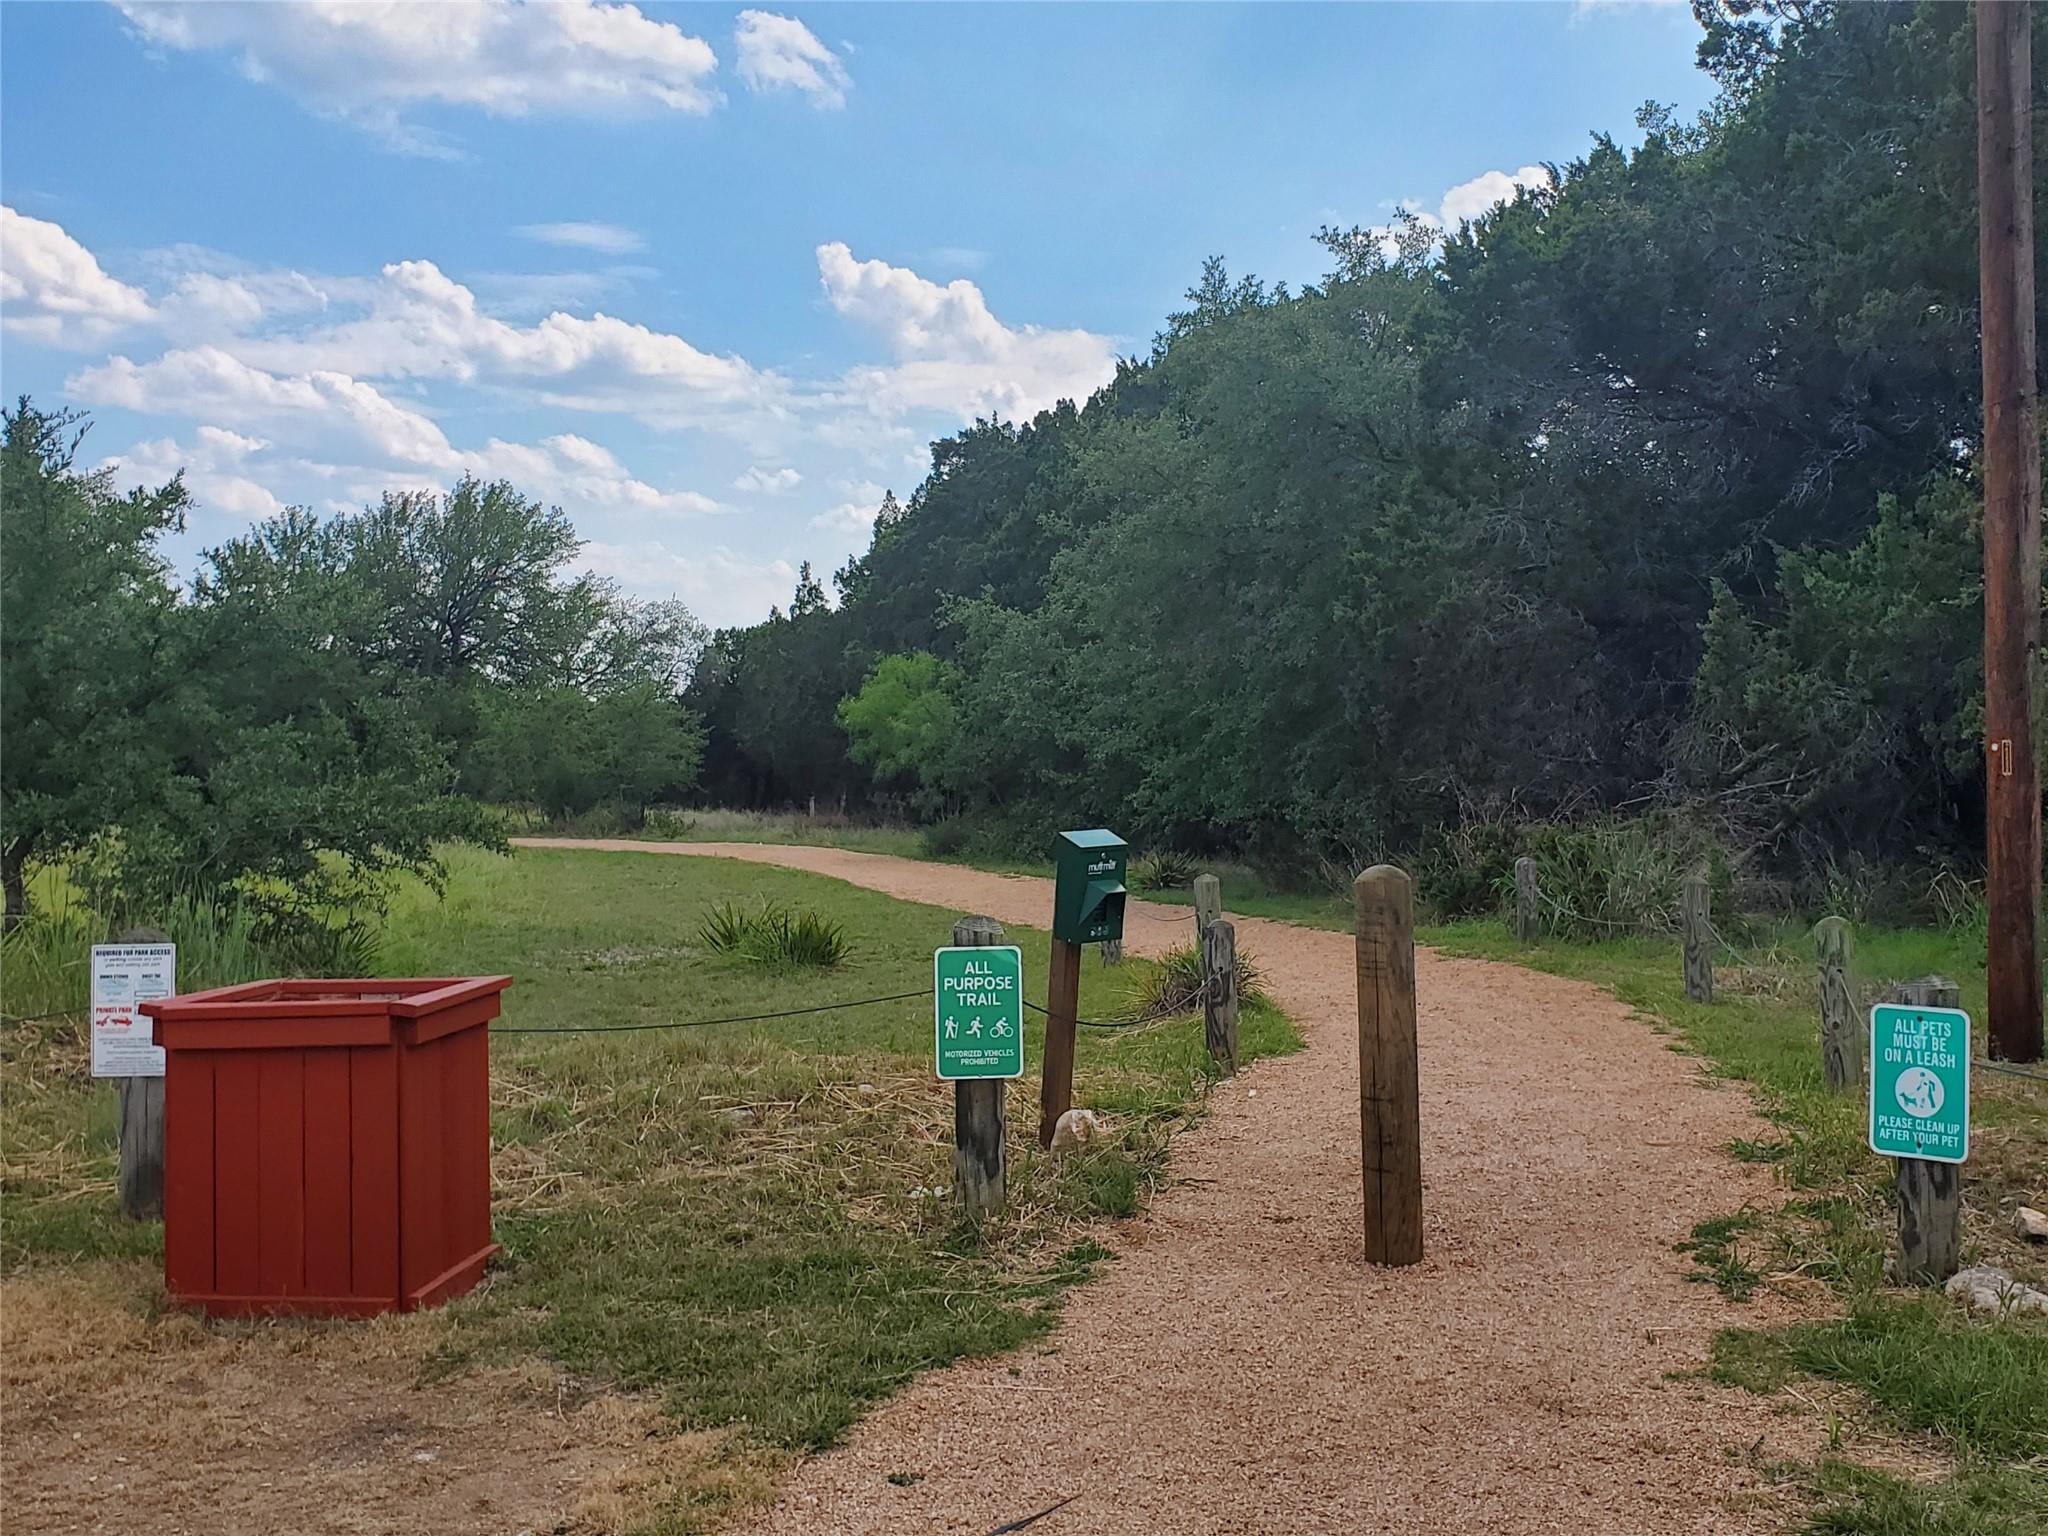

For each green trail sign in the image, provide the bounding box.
[1868,1003,1971,1164]
[934,945,1025,1081]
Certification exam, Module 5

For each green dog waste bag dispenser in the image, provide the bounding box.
[1053,829,1128,944]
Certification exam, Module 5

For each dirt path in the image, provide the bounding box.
[515,839,1815,1534]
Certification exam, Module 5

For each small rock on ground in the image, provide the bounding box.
[1944,1264,2048,1316]
[2013,1205,2048,1242]
[1049,1108,1104,1154]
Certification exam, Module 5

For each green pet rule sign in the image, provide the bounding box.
[933,945,1025,1081]
[1868,1003,1971,1165]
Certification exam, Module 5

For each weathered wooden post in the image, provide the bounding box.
[1192,873,1222,949]
[1355,866,1423,1266]
[1100,939,1124,967]
[952,915,1007,1218]
[1815,916,1857,1092]
[1882,975,1965,1285]
[1202,918,1239,1075]
[1039,938,1081,1149]
[1681,874,1714,1004]
[1513,857,1540,943]
[116,925,170,1221]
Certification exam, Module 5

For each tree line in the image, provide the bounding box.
[0,402,703,950]
[685,1,2047,913]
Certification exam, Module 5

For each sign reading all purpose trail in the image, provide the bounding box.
[1869,1003,1971,1164]
[934,945,1025,1080]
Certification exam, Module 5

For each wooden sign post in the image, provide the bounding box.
[1192,872,1222,948]
[1355,865,1423,1266]
[1039,937,1082,1148]
[945,916,1013,1218]
[1875,976,1967,1285]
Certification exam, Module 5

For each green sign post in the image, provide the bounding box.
[934,945,1025,1081]
[1868,1003,1971,1164]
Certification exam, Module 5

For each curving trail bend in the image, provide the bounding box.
[514,838,1808,1535]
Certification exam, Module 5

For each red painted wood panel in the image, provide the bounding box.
[398,1036,446,1300]
[163,1051,215,1297]
[302,1050,352,1298]
[256,1052,307,1296]
[212,1053,263,1297]
[350,1046,400,1302]
[451,1025,491,1263]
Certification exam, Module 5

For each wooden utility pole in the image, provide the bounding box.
[1355,866,1423,1266]
[1202,918,1240,1075]
[1978,0,2045,1064]
[951,915,1007,1218]
[1039,938,1082,1147]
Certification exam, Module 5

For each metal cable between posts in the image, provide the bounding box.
[0,1006,81,1027]
[1022,997,1155,1032]
[1974,1057,2048,1083]
[490,990,927,1035]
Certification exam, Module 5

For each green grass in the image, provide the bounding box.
[1424,915,2047,1530]
[3,842,1300,1525]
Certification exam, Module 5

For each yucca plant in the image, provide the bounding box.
[695,899,851,967]
[695,899,769,954]
[1120,942,1264,1021]
[1130,849,1200,893]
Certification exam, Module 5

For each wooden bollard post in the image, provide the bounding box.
[1192,872,1222,949]
[116,925,170,1221]
[1883,975,1965,1285]
[1202,918,1239,1075]
[1681,874,1714,1004]
[1355,866,1423,1266]
[1100,938,1124,967]
[952,915,1007,1218]
[1039,937,1083,1148]
[1815,916,1857,1092]
[1513,857,1540,942]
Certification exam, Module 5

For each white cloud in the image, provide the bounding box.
[734,464,802,494]
[582,540,798,627]
[809,478,886,535]
[815,242,1116,422]
[517,221,646,255]
[734,11,850,109]
[101,425,285,518]
[221,259,781,427]
[116,1,721,155]
[0,205,156,346]
[71,346,458,466]
[1437,165,1551,229]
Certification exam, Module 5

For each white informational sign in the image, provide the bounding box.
[90,943,176,1078]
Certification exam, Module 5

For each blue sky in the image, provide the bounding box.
[2,1,1712,627]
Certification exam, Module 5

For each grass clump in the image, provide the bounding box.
[694,899,851,968]
[1119,941,1266,1022]
[1129,849,1200,893]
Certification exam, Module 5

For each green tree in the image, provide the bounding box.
[837,653,961,805]
[0,401,186,922]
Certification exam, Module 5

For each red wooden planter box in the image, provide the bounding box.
[141,976,511,1319]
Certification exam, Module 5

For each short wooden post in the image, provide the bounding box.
[1192,873,1222,949]
[1202,918,1239,1075]
[1355,866,1423,1266]
[1815,916,1857,1092]
[116,924,170,1220]
[1100,939,1124,967]
[952,915,1006,1218]
[1681,875,1714,1004]
[1883,976,1965,1285]
[1513,857,1540,942]
[1039,938,1083,1148]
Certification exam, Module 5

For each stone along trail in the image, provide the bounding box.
[517,840,1809,1534]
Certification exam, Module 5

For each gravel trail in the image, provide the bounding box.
[514,839,1808,1534]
